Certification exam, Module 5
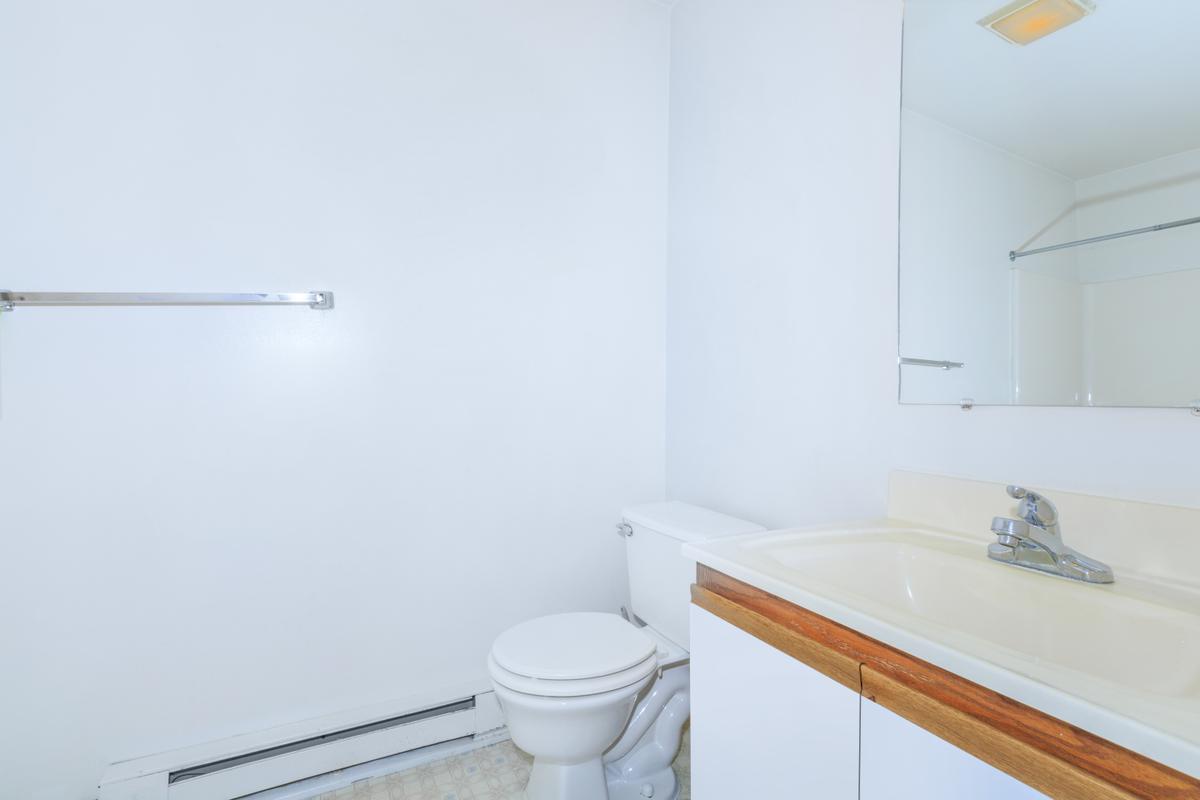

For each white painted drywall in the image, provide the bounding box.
[666,0,900,526]
[899,109,1077,405]
[666,0,1200,529]
[0,2,669,798]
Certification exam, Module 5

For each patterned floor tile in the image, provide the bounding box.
[314,731,691,800]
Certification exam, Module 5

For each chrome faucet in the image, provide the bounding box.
[988,486,1114,584]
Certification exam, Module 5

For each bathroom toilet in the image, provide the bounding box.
[488,502,764,800]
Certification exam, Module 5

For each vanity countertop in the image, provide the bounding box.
[683,519,1200,780]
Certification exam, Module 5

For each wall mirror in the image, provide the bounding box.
[899,0,1200,408]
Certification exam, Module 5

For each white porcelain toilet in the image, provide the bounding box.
[488,502,764,800]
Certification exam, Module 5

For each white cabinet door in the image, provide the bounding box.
[860,699,1046,799]
[690,605,859,799]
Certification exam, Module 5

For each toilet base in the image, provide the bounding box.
[602,662,690,800]
[524,757,607,800]
[606,765,679,800]
[524,760,679,800]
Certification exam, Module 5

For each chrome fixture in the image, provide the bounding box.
[988,486,1114,583]
[1009,214,1200,262]
[899,357,965,370]
[615,523,633,538]
[0,291,334,312]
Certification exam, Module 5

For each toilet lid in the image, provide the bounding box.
[491,612,657,681]
[488,651,658,697]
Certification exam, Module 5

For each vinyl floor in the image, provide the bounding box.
[314,729,691,800]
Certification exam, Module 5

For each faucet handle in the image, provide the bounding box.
[1006,486,1059,531]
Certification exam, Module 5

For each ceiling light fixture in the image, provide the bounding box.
[978,0,1096,46]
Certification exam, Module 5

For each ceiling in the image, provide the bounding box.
[902,0,1200,178]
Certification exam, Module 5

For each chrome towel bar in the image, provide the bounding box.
[0,291,333,311]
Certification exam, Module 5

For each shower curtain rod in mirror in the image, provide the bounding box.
[0,291,334,311]
[1009,214,1200,262]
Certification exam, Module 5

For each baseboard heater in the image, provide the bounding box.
[168,698,474,784]
[99,690,505,800]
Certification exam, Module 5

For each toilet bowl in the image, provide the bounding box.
[489,502,764,800]
[489,613,660,800]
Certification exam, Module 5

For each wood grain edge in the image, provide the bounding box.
[690,584,860,692]
[861,666,1138,800]
[696,565,1200,800]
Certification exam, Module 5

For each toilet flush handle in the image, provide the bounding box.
[616,523,633,538]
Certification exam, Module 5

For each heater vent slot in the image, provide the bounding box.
[168,698,476,784]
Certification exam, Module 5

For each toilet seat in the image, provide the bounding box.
[489,651,658,697]
[489,612,659,698]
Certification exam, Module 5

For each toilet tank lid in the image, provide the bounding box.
[621,501,764,543]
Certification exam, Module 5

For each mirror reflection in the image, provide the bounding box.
[899,0,1200,407]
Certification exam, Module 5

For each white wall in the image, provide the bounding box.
[666,0,899,526]
[899,109,1077,405]
[666,0,1200,531]
[0,2,669,799]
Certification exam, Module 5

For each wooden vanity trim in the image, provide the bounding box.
[860,667,1137,800]
[690,579,862,693]
[693,565,1200,800]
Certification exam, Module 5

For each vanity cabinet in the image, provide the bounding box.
[690,565,1200,800]
[860,698,1044,799]
[690,605,859,799]
[691,605,1041,800]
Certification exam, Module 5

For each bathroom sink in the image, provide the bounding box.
[755,529,1200,695]
[684,524,1200,777]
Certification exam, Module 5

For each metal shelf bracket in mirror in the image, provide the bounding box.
[899,357,965,370]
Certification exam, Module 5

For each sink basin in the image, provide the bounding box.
[752,528,1200,696]
[685,523,1200,777]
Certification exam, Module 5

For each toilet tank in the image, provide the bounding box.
[621,501,764,650]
